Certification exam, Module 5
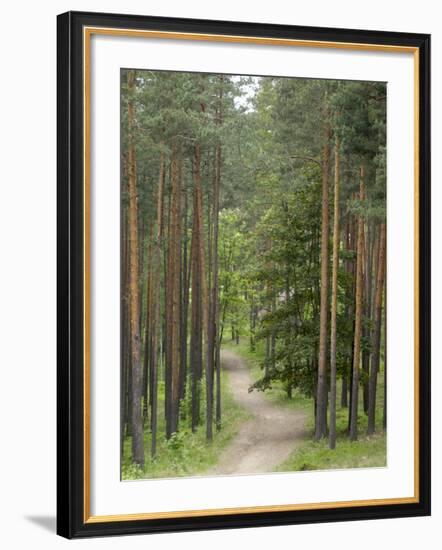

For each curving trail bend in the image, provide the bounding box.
[210,348,307,476]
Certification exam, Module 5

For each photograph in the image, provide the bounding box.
[120,68,387,481]
[0,1,436,546]
[56,10,430,538]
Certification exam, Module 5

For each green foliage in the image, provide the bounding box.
[228,338,386,472]
[224,338,312,413]
[277,432,386,472]
[122,369,250,479]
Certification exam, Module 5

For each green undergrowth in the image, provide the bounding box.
[222,338,312,414]
[277,431,386,472]
[277,388,386,472]
[122,368,250,480]
[224,336,387,473]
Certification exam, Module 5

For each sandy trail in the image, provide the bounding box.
[210,348,307,475]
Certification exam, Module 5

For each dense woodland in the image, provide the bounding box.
[121,69,387,473]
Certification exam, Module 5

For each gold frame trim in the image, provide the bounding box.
[83,26,420,524]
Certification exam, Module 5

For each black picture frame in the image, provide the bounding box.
[57,10,431,539]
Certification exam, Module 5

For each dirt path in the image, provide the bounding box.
[210,348,307,475]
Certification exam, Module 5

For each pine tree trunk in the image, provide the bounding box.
[329,136,340,449]
[190,142,205,432]
[150,149,165,458]
[367,223,386,434]
[362,223,372,414]
[347,208,357,430]
[166,140,182,437]
[349,166,365,442]
[164,169,172,435]
[265,334,270,377]
[127,70,144,465]
[341,217,350,409]
[206,172,214,441]
[341,377,348,408]
[142,225,153,425]
[250,299,256,352]
[179,171,189,404]
[314,118,331,441]
[121,193,129,460]
[214,138,222,431]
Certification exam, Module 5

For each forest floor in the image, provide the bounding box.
[122,340,386,480]
[210,349,307,475]
[224,339,387,473]
[121,365,250,480]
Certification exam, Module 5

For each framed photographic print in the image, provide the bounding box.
[57,11,431,538]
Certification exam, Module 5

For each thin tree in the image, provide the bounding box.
[341,216,351,408]
[179,163,190,403]
[314,114,331,441]
[121,186,129,460]
[150,149,165,457]
[329,135,340,449]
[166,140,182,437]
[349,166,365,441]
[214,76,223,431]
[205,168,214,441]
[367,222,386,434]
[190,142,205,432]
[142,225,153,425]
[127,70,144,465]
[362,222,373,414]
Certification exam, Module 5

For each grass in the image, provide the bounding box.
[122,368,250,480]
[278,378,387,472]
[222,338,312,414]
[276,432,386,471]
[123,336,387,478]
[224,336,387,473]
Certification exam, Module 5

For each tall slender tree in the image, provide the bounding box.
[214,76,224,431]
[127,70,144,465]
[150,149,165,457]
[165,140,182,437]
[367,222,386,434]
[190,142,205,432]
[349,166,365,441]
[329,135,340,449]
[314,111,331,441]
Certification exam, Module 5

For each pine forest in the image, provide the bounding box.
[121,69,387,479]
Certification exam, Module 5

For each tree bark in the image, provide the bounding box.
[362,222,372,414]
[314,117,331,441]
[166,140,182,437]
[150,149,165,457]
[206,170,214,441]
[349,166,365,442]
[127,70,144,465]
[329,135,340,449]
[121,180,129,460]
[347,207,357,431]
[367,222,386,434]
[190,142,205,432]
[214,77,223,432]
[341,217,351,409]
[179,168,189,404]
[142,225,153,425]
[250,299,256,352]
